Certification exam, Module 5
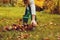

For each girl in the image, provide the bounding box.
[23,0,37,26]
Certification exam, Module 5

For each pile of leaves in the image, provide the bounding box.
[3,23,35,31]
[2,19,36,32]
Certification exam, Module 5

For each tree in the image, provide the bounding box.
[51,0,60,14]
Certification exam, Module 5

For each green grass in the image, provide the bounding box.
[0,7,60,40]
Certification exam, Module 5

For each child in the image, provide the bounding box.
[23,0,37,26]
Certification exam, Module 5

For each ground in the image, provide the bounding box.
[0,7,60,40]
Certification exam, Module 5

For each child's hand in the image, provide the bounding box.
[31,20,37,26]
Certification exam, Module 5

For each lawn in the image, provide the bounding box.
[0,7,60,40]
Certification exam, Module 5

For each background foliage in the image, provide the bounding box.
[0,0,60,14]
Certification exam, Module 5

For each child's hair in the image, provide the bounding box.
[23,0,29,5]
